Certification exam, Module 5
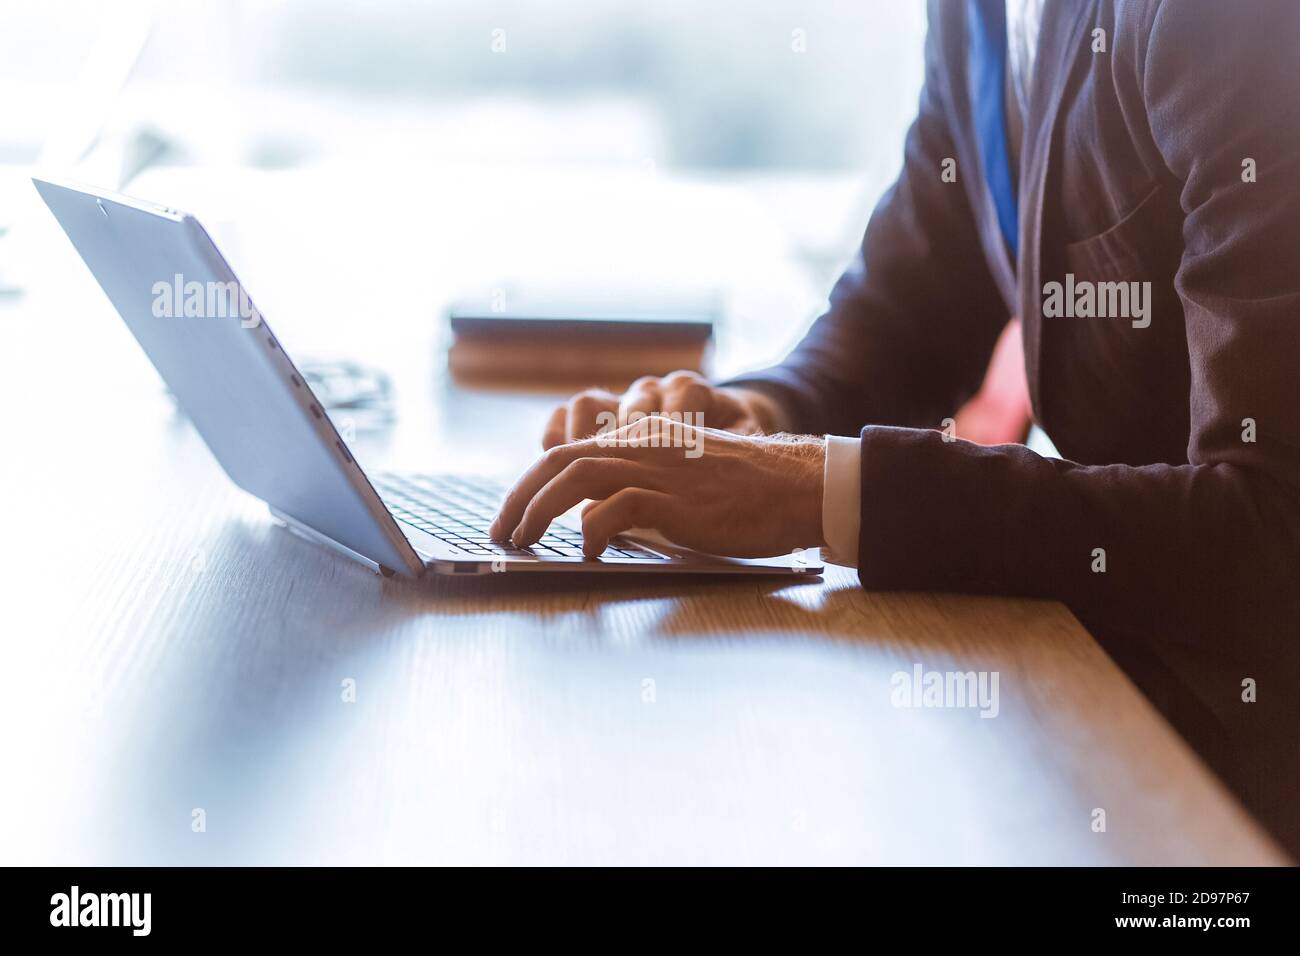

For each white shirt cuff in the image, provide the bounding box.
[821,435,862,567]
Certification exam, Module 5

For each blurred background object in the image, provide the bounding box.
[1,0,925,467]
[28,0,924,172]
[296,356,396,430]
[446,282,719,388]
[2,0,924,282]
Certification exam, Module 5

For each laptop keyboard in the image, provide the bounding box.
[373,473,664,561]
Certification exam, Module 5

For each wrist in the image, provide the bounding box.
[778,435,827,550]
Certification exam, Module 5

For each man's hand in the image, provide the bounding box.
[542,370,786,448]
[491,416,826,559]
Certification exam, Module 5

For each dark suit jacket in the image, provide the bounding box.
[730,0,1300,854]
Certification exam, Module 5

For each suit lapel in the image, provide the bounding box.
[1018,0,1093,421]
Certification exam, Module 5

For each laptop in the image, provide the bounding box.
[34,177,822,579]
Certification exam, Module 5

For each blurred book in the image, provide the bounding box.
[447,283,717,387]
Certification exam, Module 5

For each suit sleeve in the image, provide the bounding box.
[725,1,1009,437]
[854,0,1300,724]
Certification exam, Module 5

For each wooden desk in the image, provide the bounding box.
[0,173,1286,866]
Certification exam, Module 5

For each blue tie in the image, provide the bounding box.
[969,0,1019,257]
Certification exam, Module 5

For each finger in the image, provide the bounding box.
[541,404,567,449]
[512,457,658,545]
[659,369,706,391]
[580,487,676,557]
[660,376,714,420]
[618,376,663,423]
[489,437,657,539]
[566,389,619,443]
[717,386,777,433]
[707,389,756,431]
